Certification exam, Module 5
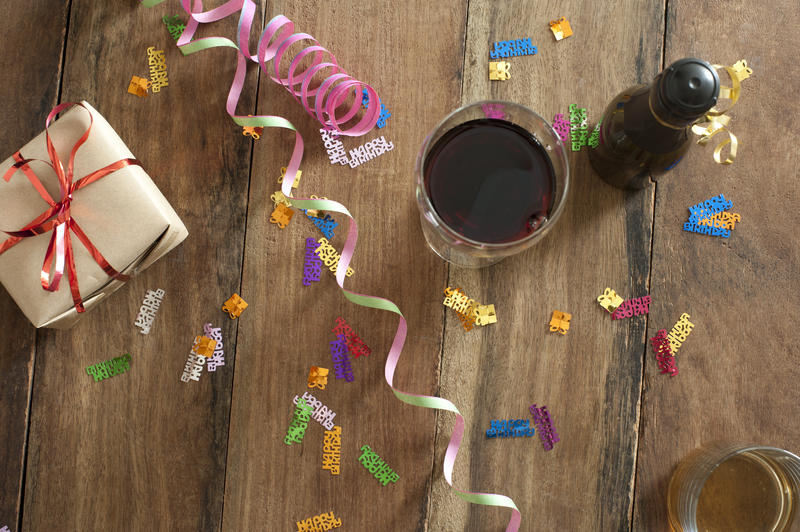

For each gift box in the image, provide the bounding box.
[0,101,188,328]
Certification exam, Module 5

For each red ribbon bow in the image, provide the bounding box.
[1,102,140,313]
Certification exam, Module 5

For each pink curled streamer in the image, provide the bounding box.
[146,1,521,529]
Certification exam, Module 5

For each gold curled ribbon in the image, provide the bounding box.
[692,59,752,165]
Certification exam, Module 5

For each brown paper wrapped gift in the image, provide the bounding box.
[0,101,188,328]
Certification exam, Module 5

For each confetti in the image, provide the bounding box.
[667,313,694,355]
[588,120,601,149]
[612,295,651,320]
[278,166,301,188]
[1,526,10,532]
[548,310,571,335]
[146,46,168,92]
[330,334,354,382]
[304,212,337,239]
[308,366,329,389]
[87,354,131,382]
[361,88,391,129]
[345,136,395,168]
[269,203,294,228]
[322,426,342,475]
[489,38,537,59]
[549,17,573,41]
[242,125,263,139]
[222,293,248,319]
[358,444,400,486]
[138,1,521,526]
[650,329,678,376]
[191,335,216,358]
[320,128,349,165]
[127,75,151,98]
[134,288,165,334]
[687,194,733,223]
[442,287,480,331]
[162,15,185,40]
[529,404,560,451]
[285,397,313,445]
[293,392,337,430]
[203,323,225,371]
[475,304,497,326]
[489,61,511,80]
[270,190,291,208]
[315,238,355,277]
[552,113,570,143]
[181,350,205,382]
[296,511,342,531]
[486,419,535,438]
[569,104,588,151]
[698,211,741,230]
[332,316,372,358]
[303,237,323,286]
[304,194,327,218]
[597,287,624,313]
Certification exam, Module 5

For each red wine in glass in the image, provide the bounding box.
[423,118,556,244]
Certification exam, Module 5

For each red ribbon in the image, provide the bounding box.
[1,102,141,313]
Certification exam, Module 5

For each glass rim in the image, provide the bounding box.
[415,99,570,250]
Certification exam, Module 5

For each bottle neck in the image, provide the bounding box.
[648,74,705,128]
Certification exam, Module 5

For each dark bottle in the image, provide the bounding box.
[588,58,720,190]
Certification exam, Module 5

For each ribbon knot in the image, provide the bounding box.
[1,102,141,313]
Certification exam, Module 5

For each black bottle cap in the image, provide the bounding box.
[658,58,720,120]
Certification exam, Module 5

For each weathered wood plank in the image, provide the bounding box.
[634,1,800,529]
[221,1,465,530]
[20,2,256,530]
[0,1,70,528]
[427,2,663,530]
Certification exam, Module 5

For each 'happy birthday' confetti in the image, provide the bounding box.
[315,238,355,277]
[650,329,678,376]
[285,397,313,445]
[203,323,225,371]
[146,46,168,92]
[294,391,337,430]
[303,237,323,286]
[486,419,535,438]
[330,334,354,382]
[552,113,570,143]
[332,316,372,358]
[162,15,185,40]
[529,404,560,451]
[569,104,588,151]
[612,295,651,320]
[358,444,400,486]
[489,38,537,59]
[322,426,342,476]
[667,313,694,355]
[361,88,391,129]
[296,511,342,531]
[87,354,131,382]
[134,288,164,334]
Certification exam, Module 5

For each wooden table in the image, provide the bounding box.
[1,1,797,530]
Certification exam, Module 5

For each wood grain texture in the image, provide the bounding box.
[19,2,256,530]
[221,1,465,530]
[0,1,70,528]
[633,1,800,529]
[426,1,663,530]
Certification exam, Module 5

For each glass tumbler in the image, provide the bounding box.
[414,100,570,268]
[668,442,800,531]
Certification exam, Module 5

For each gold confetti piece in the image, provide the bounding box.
[549,17,573,41]
[222,293,248,319]
[270,190,291,208]
[278,166,301,188]
[549,310,571,335]
[269,203,294,228]
[489,61,511,81]
[475,304,497,326]
[242,125,263,139]
[308,366,329,389]
[127,75,151,98]
[306,195,327,218]
[192,335,217,357]
[597,288,624,313]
